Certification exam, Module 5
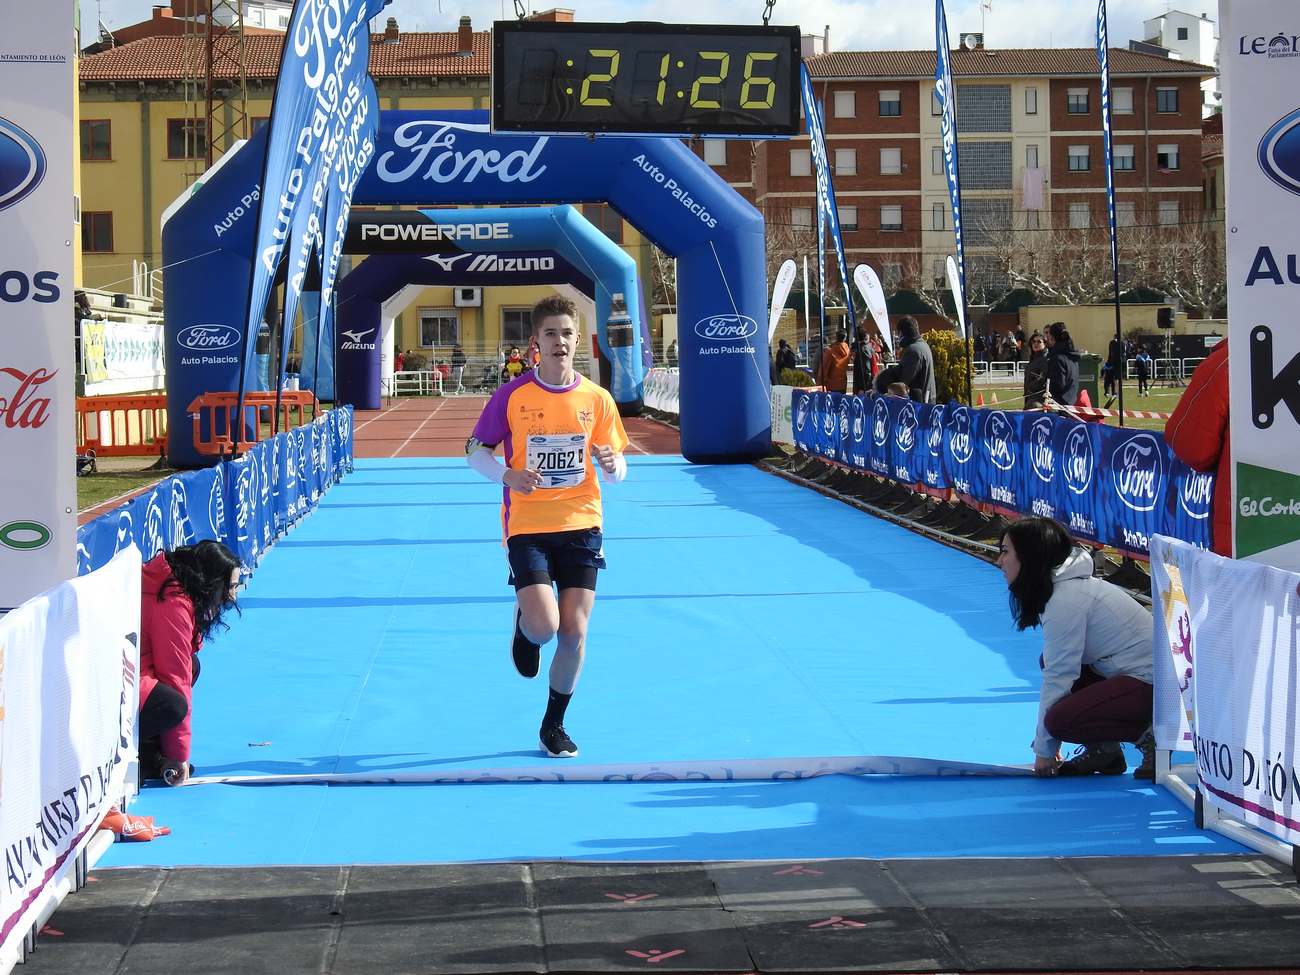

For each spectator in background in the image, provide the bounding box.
[666,339,679,367]
[503,345,526,382]
[1022,332,1050,410]
[974,333,987,361]
[1135,345,1153,396]
[774,338,797,379]
[996,518,1155,779]
[1105,336,1123,398]
[1043,322,1080,406]
[884,381,910,398]
[140,541,243,786]
[817,330,851,393]
[1165,341,1231,557]
[873,316,935,404]
[451,343,468,393]
[394,350,405,374]
[850,327,875,394]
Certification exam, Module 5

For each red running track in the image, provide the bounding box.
[352,395,681,458]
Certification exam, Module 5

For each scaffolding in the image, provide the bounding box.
[179,0,250,186]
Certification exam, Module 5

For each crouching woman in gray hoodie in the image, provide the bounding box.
[996,517,1155,778]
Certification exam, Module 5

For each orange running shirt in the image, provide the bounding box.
[470,372,629,540]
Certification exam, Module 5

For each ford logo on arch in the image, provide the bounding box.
[0,116,46,213]
[178,324,240,350]
[693,314,758,342]
[1258,108,1300,197]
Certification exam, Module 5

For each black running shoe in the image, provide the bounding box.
[512,608,540,679]
[1057,742,1126,776]
[540,723,578,758]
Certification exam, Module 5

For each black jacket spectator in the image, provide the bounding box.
[874,317,936,403]
[1023,333,1049,409]
[774,340,797,378]
[1044,323,1080,405]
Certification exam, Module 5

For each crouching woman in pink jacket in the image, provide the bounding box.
[139,540,242,786]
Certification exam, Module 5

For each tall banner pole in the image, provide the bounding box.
[935,0,973,405]
[801,255,811,362]
[1221,0,1300,568]
[1095,0,1126,426]
[0,3,76,608]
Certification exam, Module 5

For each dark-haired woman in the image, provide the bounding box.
[1043,322,1080,406]
[996,518,1154,778]
[1022,332,1049,409]
[139,540,242,786]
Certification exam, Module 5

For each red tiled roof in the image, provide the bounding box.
[805,48,1215,79]
[79,30,491,81]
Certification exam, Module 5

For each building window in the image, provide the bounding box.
[1114,145,1135,171]
[931,145,943,175]
[965,198,1012,246]
[881,262,903,290]
[791,206,813,229]
[790,148,811,176]
[878,147,900,175]
[880,205,903,232]
[1067,88,1089,114]
[1068,145,1090,172]
[837,206,858,231]
[956,84,1012,133]
[82,211,113,252]
[1177,26,1189,40]
[1158,200,1180,225]
[1025,87,1038,115]
[957,141,1012,189]
[418,308,459,347]
[1156,87,1179,113]
[834,148,858,175]
[1026,144,1039,169]
[931,90,943,116]
[1156,143,1180,171]
[1025,209,1041,230]
[931,203,945,231]
[501,308,532,345]
[933,257,946,282]
[1116,200,1136,227]
[80,119,111,160]
[1112,86,1134,114]
[583,203,623,243]
[166,118,207,159]
[878,89,901,117]
[702,139,727,166]
[834,90,856,118]
[1068,202,1090,229]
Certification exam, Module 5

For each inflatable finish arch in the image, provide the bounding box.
[163,110,769,467]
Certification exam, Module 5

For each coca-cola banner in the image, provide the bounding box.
[0,3,75,609]
[77,407,353,575]
[787,391,1214,556]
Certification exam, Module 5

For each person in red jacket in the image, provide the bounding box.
[1164,340,1231,557]
[139,540,242,785]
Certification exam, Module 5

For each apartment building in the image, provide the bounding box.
[695,46,1214,304]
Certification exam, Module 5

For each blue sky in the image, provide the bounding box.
[89,0,1205,53]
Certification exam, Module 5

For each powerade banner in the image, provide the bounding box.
[934,0,967,303]
[788,391,1213,554]
[163,110,768,467]
[245,0,388,411]
[800,65,856,335]
[77,408,353,574]
[1095,0,1121,287]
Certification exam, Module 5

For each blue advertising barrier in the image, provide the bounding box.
[77,408,353,574]
[791,391,1214,555]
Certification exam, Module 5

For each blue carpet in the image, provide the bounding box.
[104,456,1244,866]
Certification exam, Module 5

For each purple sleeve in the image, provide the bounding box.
[471,384,511,447]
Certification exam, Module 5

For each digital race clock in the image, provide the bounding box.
[492,21,802,137]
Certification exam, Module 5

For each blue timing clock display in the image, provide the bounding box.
[492,21,802,137]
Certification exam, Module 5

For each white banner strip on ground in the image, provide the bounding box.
[1222,0,1300,570]
[186,754,1032,787]
[80,320,166,395]
[0,3,76,609]
[643,367,679,415]
[1150,534,1300,847]
[1148,543,1194,753]
[0,547,141,965]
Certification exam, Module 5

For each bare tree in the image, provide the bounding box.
[899,251,960,327]
[648,244,677,314]
[1144,222,1227,318]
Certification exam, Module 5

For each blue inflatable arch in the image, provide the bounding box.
[162,110,769,466]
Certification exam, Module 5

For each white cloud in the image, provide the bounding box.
[95,0,1188,52]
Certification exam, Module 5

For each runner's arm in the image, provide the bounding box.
[466,438,506,483]
[601,451,627,484]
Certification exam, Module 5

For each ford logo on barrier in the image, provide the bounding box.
[838,398,850,441]
[1179,470,1214,520]
[871,397,889,447]
[0,116,46,213]
[926,408,944,457]
[948,407,973,464]
[1259,108,1300,196]
[1028,415,1055,483]
[1062,425,1094,495]
[821,400,835,437]
[850,396,865,442]
[693,314,758,341]
[1110,432,1164,512]
[794,394,809,433]
[895,403,917,452]
[178,324,240,350]
[984,411,1016,472]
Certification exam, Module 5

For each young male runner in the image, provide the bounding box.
[466,294,629,757]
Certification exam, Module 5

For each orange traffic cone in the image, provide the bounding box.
[991,392,999,405]
[976,392,985,407]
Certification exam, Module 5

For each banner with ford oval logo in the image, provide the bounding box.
[836,395,853,466]
[975,410,1023,513]
[889,399,920,484]
[916,403,949,491]
[178,324,241,351]
[0,116,46,213]
[1100,429,1167,552]
[1257,107,1300,196]
[693,314,759,342]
